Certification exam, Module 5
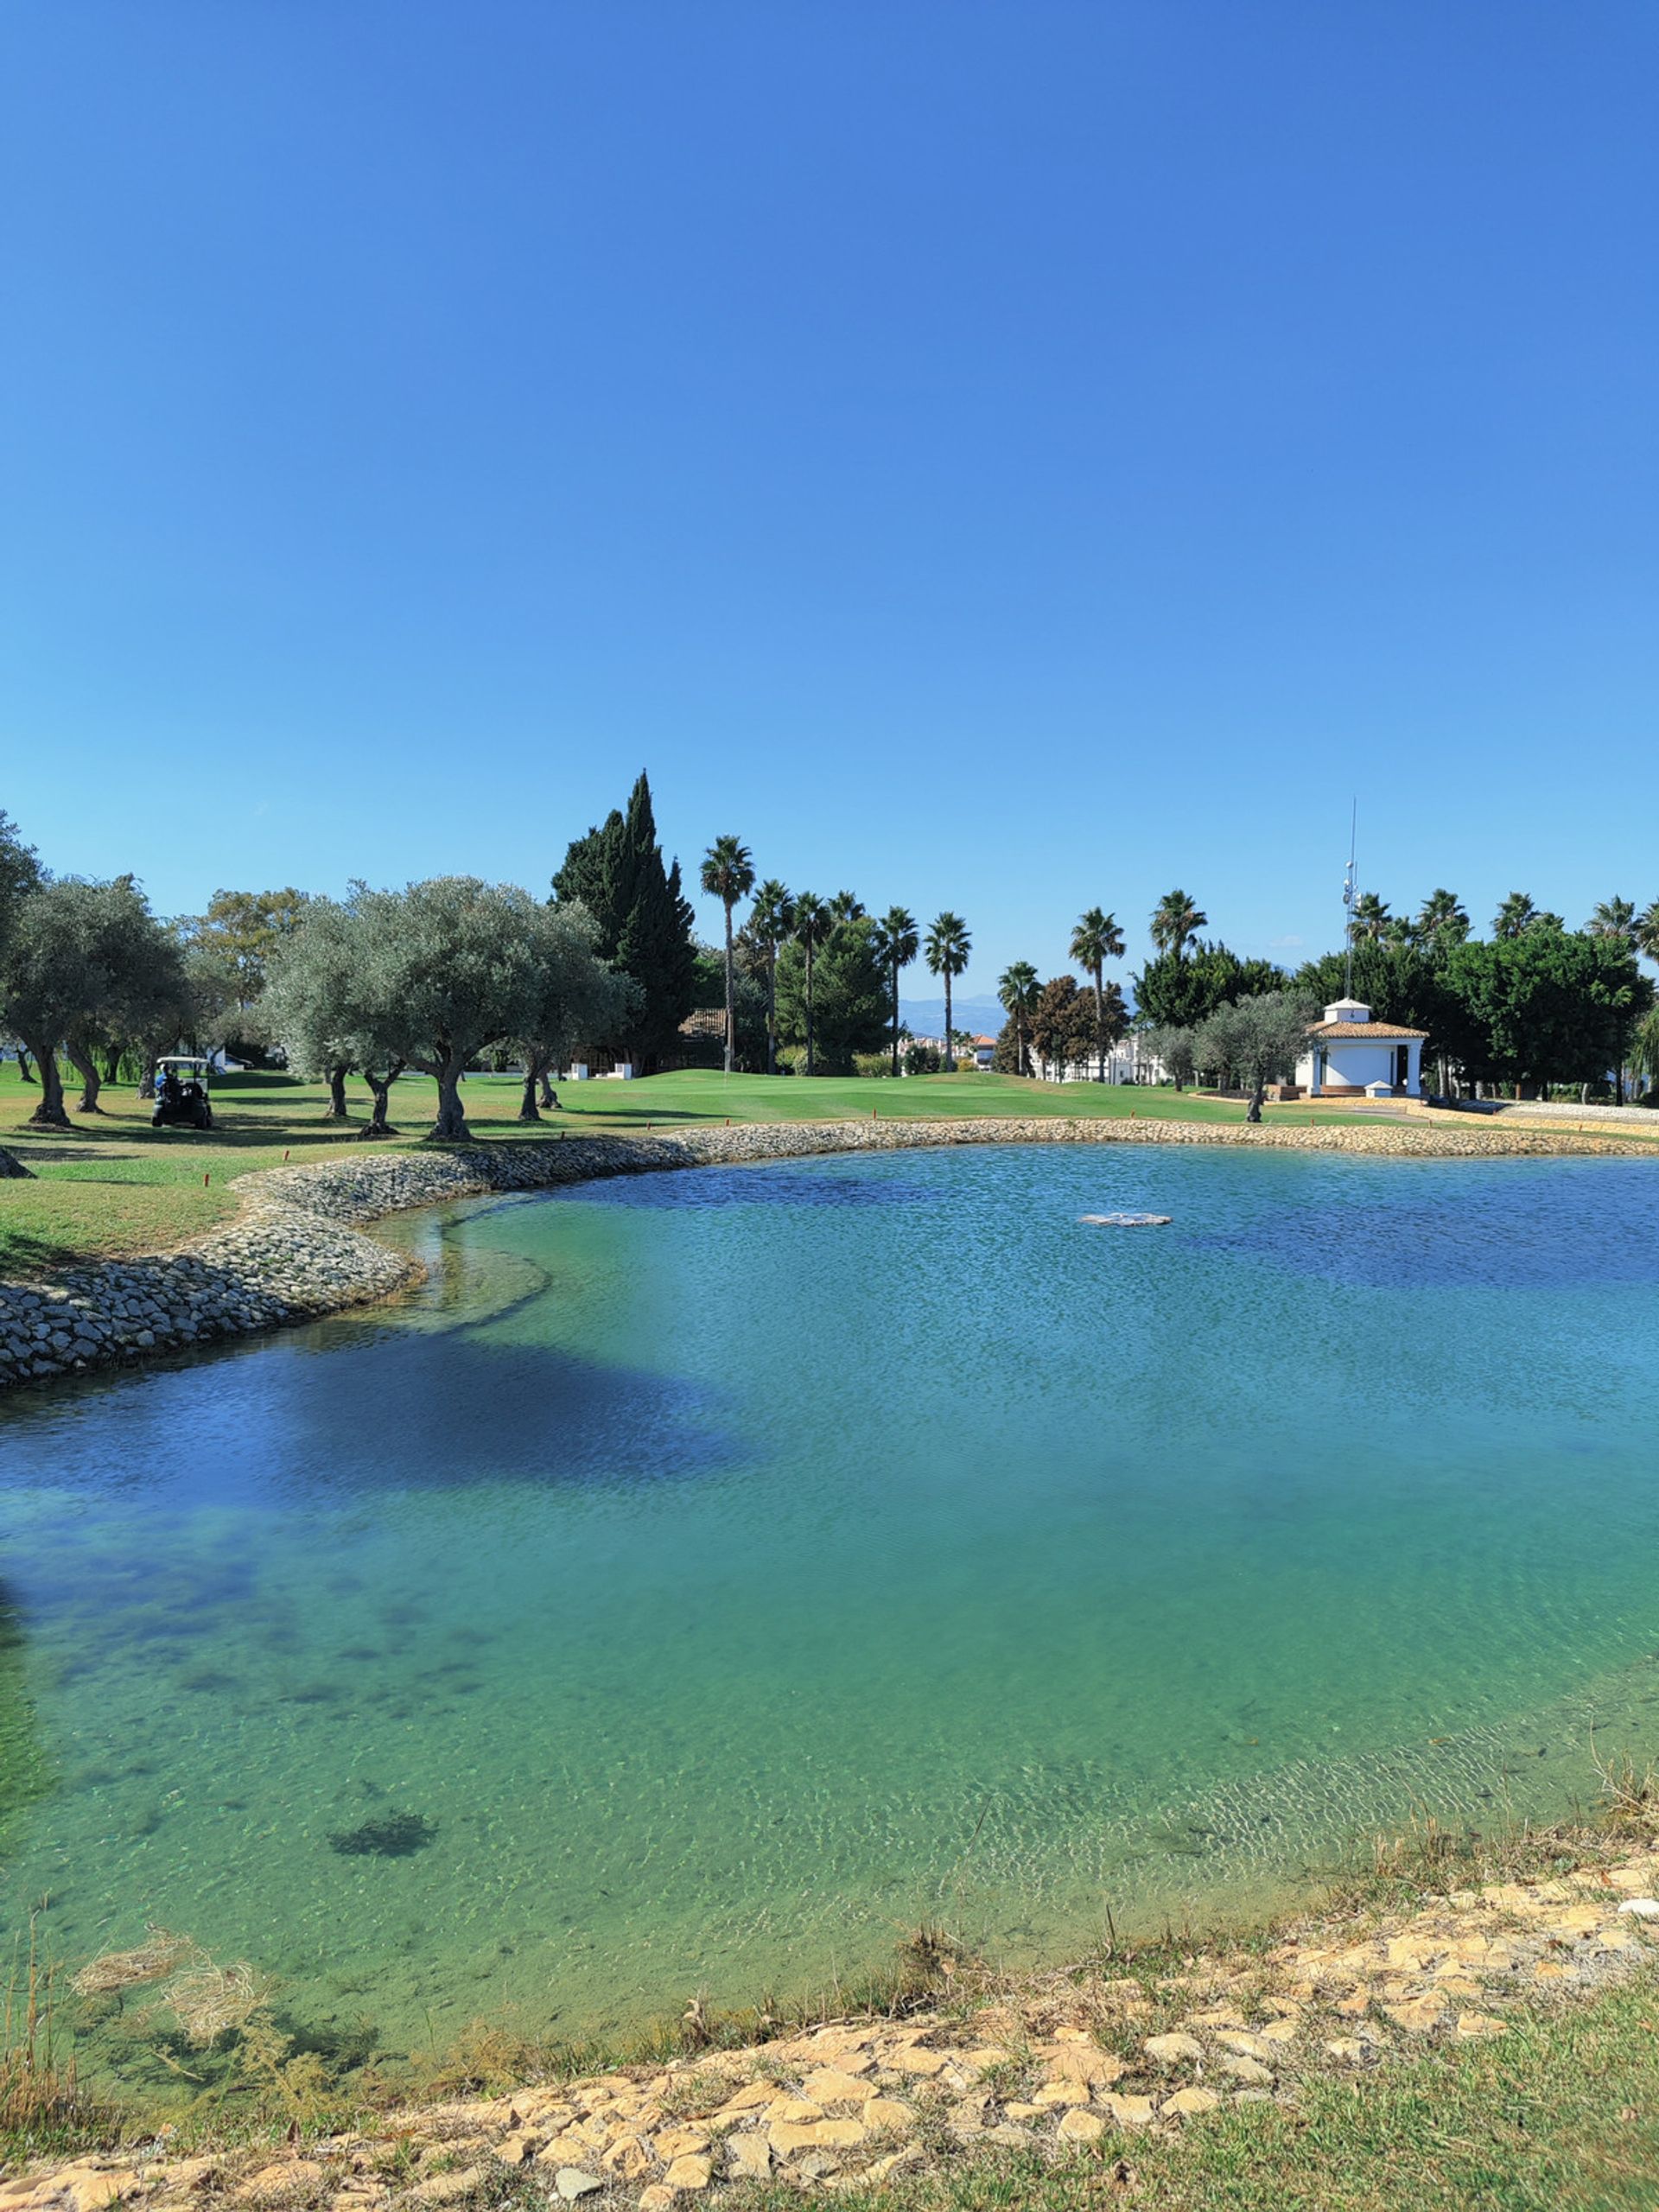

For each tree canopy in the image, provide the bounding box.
[775,912,888,1074]
[553,773,697,1070]
[2,876,186,1126]
[1194,991,1313,1116]
[178,888,312,1020]
[1134,943,1285,1031]
[1027,975,1097,1076]
[265,886,632,1134]
[1439,929,1651,1097]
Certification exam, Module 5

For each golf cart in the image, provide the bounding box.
[152,1056,215,1130]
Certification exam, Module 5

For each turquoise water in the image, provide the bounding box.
[3,1143,1659,2070]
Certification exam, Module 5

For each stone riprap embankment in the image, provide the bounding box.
[2,1111,1652,1395]
[0,1203,416,1393]
[6,1826,1657,2211]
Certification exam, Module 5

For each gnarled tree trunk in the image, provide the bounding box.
[15,1047,34,1085]
[325,1065,350,1120]
[357,1063,402,1139]
[423,1052,471,1141]
[24,1040,68,1127]
[518,1053,546,1122]
[67,1042,103,1115]
[0,1147,31,1179]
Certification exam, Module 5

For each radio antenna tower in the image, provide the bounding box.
[1342,798,1358,998]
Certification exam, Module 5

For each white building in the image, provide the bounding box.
[1294,998,1426,1098]
[1033,1034,1168,1086]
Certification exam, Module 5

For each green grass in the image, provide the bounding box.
[0,1062,1379,1275]
[726,1972,1659,2212]
[5,1061,1649,1277]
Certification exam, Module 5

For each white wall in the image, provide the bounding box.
[1296,1039,1421,1093]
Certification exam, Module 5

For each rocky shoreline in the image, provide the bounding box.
[2,1112,1652,1395]
[7,1821,1656,2211]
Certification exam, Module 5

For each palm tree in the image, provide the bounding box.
[1637,900,1659,965]
[1069,906,1126,1080]
[1493,891,1539,939]
[1416,889,1470,950]
[924,912,971,1071]
[1351,892,1392,943]
[791,892,831,1075]
[1587,896,1637,943]
[700,836,756,1075]
[827,890,866,927]
[997,960,1040,1077]
[1150,889,1207,960]
[747,879,794,1076]
[870,906,918,1077]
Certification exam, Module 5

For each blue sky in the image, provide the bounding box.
[4,2,1656,994]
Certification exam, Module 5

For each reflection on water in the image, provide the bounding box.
[1,1147,1657,2087]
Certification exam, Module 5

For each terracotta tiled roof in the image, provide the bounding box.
[1305,1020,1427,1039]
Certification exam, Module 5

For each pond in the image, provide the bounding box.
[3,1142,1658,2079]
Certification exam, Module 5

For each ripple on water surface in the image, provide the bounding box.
[3,1144,1658,2061]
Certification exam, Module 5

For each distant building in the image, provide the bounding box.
[970,1033,998,1069]
[1033,1034,1168,1086]
[1293,998,1426,1097]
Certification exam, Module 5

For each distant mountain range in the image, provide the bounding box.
[897,995,1006,1039]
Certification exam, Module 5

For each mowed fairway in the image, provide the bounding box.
[0,1058,1516,1275]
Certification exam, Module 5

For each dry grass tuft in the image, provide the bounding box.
[70,1926,196,1999]
[3,1917,112,2154]
[160,1961,277,2049]
[1592,1736,1659,1830]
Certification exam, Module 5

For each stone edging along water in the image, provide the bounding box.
[1,1111,1653,1395]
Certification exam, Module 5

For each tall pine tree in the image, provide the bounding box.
[553,772,697,1070]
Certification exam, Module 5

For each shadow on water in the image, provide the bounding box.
[0,1326,744,1503]
[1192,1163,1659,1289]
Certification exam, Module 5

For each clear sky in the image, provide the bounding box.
[4,2,1655,995]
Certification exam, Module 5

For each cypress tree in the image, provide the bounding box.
[554,772,697,1070]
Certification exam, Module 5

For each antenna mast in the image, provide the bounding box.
[1342,798,1358,998]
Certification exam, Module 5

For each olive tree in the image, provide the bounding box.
[1195,992,1313,1121]
[263,893,410,1135]
[1144,1023,1196,1091]
[354,880,550,1138]
[267,879,629,1141]
[512,904,636,1122]
[1,876,186,1127]
[66,880,190,1112]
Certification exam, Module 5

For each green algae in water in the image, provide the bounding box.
[2,1146,1659,2070]
[327,1812,436,1859]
